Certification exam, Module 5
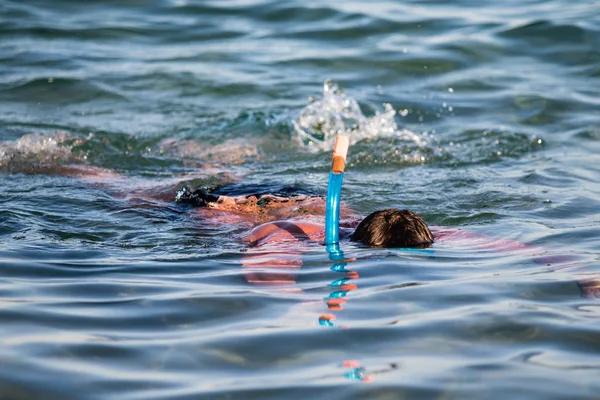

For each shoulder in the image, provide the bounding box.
[243,220,323,246]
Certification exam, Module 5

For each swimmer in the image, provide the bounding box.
[176,185,433,248]
[177,182,593,300]
[172,182,437,285]
[3,149,592,297]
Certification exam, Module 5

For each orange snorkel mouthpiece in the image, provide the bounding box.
[331,136,349,174]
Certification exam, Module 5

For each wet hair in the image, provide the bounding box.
[212,182,320,198]
[175,182,320,207]
[175,186,220,207]
[350,209,434,248]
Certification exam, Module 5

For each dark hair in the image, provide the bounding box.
[175,186,220,207]
[350,209,434,248]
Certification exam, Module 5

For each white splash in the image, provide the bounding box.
[292,79,424,152]
[0,131,79,170]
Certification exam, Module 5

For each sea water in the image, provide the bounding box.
[1,0,600,399]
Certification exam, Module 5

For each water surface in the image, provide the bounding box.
[1,0,600,399]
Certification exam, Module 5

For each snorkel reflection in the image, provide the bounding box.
[321,245,399,383]
[321,136,376,383]
[318,243,358,327]
[321,135,351,326]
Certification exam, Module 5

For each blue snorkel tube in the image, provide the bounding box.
[325,136,350,251]
[320,136,351,328]
[325,172,343,246]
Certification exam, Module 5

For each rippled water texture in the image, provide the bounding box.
[1,0,600,399]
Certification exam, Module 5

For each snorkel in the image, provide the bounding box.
[325,136,349,248]
[321,136,354,329]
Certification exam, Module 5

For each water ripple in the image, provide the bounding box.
[1,0,600,398]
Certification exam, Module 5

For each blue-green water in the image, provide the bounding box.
[1,1,600,399]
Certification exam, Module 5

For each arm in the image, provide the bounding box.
[433,227,595,299]
[240,221,324,286]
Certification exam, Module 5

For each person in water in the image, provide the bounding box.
[175,185,434,249]
[6,158,594,297]
[175,183,599,300]
[174,184,438,286]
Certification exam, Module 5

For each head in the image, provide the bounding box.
[350,209,434,248]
